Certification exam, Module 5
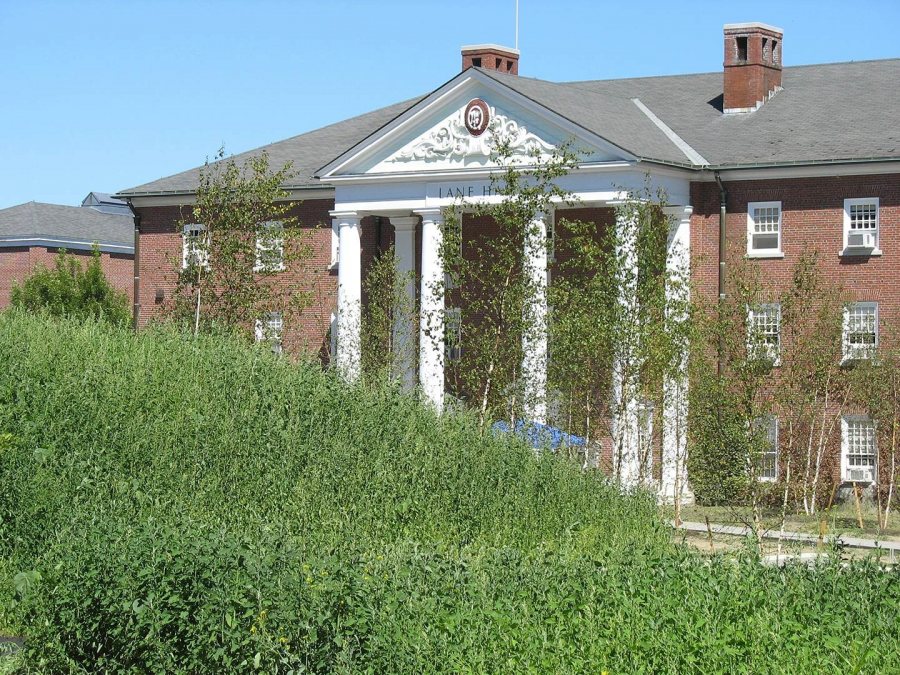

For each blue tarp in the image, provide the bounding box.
[492,420,586,451]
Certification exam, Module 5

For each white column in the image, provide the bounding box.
[391,216,418,390]
[416,208,445,411]
[333,211,361,382]
[521,210,549,424]
[612,208,641,488]
[660,205,694,505]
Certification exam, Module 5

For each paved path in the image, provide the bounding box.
[673,520,900,562]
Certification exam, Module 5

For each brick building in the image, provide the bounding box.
[116,23,899,502]
[0,195,134,308]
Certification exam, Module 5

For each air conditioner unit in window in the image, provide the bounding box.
[847,231,876,249]
[847,468,874,483]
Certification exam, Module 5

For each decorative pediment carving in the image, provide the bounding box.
[386,104,556,166]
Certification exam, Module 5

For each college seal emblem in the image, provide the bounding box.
[463,98,490,136]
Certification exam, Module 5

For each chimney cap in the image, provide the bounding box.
[461,43,520,56]
[723,22,783,34]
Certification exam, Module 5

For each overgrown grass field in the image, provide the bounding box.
[0,313,898,672]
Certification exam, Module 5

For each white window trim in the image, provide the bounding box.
[329,311,338,361]
[747,302,781,366]
[841,301,878,364]
[841,197,881,257]
[841,415,877,483]
[753,415,779,482]
[329,221,339,270]
[255,311,284,354]
[254,221,285,273]
[182,223,208,270]
[746,201,784,258]
[445,307,462,362]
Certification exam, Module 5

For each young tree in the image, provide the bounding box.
[10,247,130,326]
[550,181,691,491]
[439,140,578,430]
[689,255,779,545]
[171,150,312,342]
[851,340,900,530]
[360,244,417,383]
[774,252,849,517]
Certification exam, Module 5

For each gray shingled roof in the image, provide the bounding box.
[0,202,134,252]
[552,59,900,167]
[117,97,423,197]
[117,59,900,196]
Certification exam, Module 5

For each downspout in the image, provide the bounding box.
[126,199,141,331]
[714,171,727,376]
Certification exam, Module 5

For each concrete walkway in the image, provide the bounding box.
[673,520,900,562]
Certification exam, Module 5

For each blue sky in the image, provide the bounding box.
[1,0,898,209]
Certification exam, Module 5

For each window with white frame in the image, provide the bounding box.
[445,307,462,362]
[842,416,876,483]
[843,302,878,362]
[255,311,283,354]
[747,201,782,255]
[843,198,879,253]
[330,221,339,269]
[255,221,284,272]
[329,311,337,361]
[747,303,781,363]
[182,223,208,270]
[752,416,778,481]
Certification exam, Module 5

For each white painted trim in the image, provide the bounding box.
[461,43,520,55]
[724,21,784,34]
[841,415,877,483]
[842,301,878,364]
[631,98,708,166]
[699,162,900,182]
[843,197,880,254]
[126,187,334,208]
[746,200,782,257]
[0,237,133,254]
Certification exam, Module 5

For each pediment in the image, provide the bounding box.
[319,70,634,179]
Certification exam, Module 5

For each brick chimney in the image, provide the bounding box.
[723,22,783,113]
[461,44,519,75]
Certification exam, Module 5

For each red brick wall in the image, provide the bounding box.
[135,199,337,357]
[691,173,900,337]
[0,246,133,309]
[690,172,900,489]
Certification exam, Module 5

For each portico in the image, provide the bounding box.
[319,66,694,501]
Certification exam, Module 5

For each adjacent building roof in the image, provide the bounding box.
[82,191,132,216]
[0,201,134,254]
[117,59,900,197]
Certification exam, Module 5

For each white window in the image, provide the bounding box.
[747,201,782,256]
[843,198,880,254]
[445,307,461,362]
[182,223,208,270]
[842,416,876,483]
[747,303,781,364]
[329,311,338,361]
[330,220,339,269]
[255,311,283,354]
[843,302,878,362]
[255,221,284,272]
[753,416,778,481]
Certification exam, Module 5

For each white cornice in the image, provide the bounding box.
[0,237,134,255]
[128,187,334,208]
[700,161,900,182]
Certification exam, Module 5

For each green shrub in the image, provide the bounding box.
[9,248,130,326]
[0,313,898,672]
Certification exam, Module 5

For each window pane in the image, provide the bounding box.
[752,233,779,250]
[849,203,877,230]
